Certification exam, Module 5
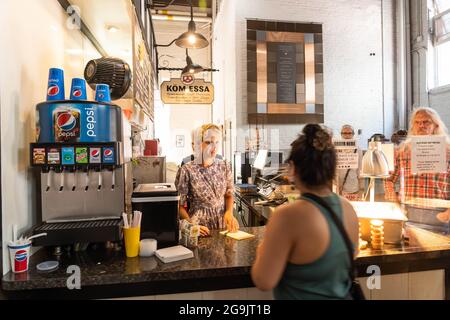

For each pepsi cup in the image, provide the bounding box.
[95,84,111,103]
[46,68,65,101]
[8,241,31,273]
[70,78,87,100]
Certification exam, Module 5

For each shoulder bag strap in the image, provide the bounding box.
[301,193,356,282]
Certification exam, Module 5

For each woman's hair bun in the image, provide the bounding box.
[302,124,331,151]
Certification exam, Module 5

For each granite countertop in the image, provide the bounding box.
[1,227,264,295]
[3,224,450,298]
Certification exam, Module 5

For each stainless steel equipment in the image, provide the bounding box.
[40,162,127,222]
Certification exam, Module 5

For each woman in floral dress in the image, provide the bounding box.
[175,124,239,236]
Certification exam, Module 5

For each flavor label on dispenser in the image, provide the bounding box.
[33,148,46,165]
[102,147,115,164]
[61,147,75,165]
[47,148,60,165]
[89,148,101,164]
[75,147,88,164]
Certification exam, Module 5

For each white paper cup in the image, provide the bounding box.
[139,239,157,257]
[8,241,31,273]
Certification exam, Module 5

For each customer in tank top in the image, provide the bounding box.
[251,124,359,300]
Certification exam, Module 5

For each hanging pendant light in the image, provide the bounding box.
[175,0,209,49]
[181,49,204,76]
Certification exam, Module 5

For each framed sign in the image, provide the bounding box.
[247,20,324,124]
[160,79,214,104]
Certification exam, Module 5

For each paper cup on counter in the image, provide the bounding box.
[8,241,32,273]
[123,227,140,258]
[139,239,157,257]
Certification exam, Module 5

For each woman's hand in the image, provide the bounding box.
[437,209,450,223]
[224,211,239,233]
[199,225,210,237]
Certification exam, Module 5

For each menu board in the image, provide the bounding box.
[133,14,154,120]
[411,135,446,174]
[277,43,297,103]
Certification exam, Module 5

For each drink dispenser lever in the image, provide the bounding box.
[71,167,76,191]
[111,166,115,191]
[84,166,89,192]
[58,166,64,192]
[44,166,51,192]
[96,166,103,191]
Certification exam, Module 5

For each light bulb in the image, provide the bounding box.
[188,34,196,44]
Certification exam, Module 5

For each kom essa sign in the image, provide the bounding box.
[160,78,214,104]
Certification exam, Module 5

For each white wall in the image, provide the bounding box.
[213,0,397,154]
[0,0,101,274]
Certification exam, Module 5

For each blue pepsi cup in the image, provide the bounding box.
[46,68,65,101]
[70,78,87,100]
[95,84,111,103]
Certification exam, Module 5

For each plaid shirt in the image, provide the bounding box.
[384,144,450,202]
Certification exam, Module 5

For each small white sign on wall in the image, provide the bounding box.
[176,135,185,148]
[333,139,359,170]
[411,135,446,174]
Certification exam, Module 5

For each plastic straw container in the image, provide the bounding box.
[123,227,140,258]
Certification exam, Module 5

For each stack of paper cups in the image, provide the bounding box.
[370,219,384,250]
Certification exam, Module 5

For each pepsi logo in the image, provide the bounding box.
[104,149,113,157]
[91,149,100,158]
[72,89,82,97]
[56,112,77,131]
[98,93,105,99]
[15,250,27,262]
[48,85,60,96]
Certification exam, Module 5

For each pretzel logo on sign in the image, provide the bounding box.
[181,75,194,85]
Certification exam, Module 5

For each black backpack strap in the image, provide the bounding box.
[301,193,356,282]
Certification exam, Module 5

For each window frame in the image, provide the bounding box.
[432,8,450,45]
[428,0,450,89]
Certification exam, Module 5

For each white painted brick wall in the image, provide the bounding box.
[213,0,397,154]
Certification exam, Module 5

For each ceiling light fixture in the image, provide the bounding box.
[181,49,204,76]
[155,0,209,49]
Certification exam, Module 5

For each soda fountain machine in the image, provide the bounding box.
[29,68,132,247]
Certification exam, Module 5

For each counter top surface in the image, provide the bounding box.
[3,223,450,297]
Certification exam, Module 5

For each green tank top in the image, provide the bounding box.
[273,193,352,300]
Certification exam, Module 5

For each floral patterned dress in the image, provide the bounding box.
[175,159,233,230]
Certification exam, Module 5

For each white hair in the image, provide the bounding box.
[399,107,450,151]
[408,107,450,143]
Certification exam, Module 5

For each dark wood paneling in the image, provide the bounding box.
[248,113,324,124]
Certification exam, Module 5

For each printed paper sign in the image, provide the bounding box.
[411,135,446,174]
[333,139,359,170]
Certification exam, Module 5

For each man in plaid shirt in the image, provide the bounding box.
[384,107,450,224]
